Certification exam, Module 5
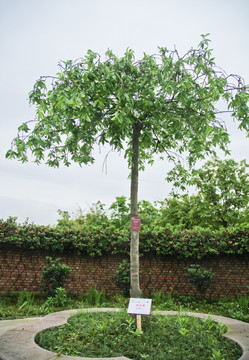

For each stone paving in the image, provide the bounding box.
[0,308,249,360]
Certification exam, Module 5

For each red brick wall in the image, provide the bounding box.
[0,245,248,298]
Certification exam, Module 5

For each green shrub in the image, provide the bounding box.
[42,257,72,296]
[1,216,249,259]
[187,264,215,295]
[113,260,130,296]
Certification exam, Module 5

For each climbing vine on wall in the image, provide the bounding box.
[1,217,249,259]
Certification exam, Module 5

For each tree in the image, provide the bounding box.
[157,159,249,230]
[109,196,158,230]
[6,35,249,297]
[191,158,249,229]
[56,201,109,231]
[109,196,130,230]
[156,194,201,230]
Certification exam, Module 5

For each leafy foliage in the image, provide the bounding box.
[17,291,35,310]
[190,158,249,228]
[156,159,249,230]
[187,264,215,294]
[42,257,72,296]
[84,284,106,306]
[57,201,110,231]
[42,287,68,309]
[1,215,249,259]
[6,36,249,185]
[113,259,130,296]
[109,196,130,230]
[1,292,249,324]
[35,311,241,360]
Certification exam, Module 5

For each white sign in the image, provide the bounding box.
[127,298,152,315]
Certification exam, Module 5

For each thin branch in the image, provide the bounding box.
[214,110,233,115]
[102,148,113,174]
[40,75,59,81]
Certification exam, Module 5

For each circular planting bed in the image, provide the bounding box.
[35,310,242,360]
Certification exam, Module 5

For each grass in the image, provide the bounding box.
[152,291,249,323]
[35,310,242,360]
[0,290,129,319]
[1,289,248,359]
[1,289,249,322]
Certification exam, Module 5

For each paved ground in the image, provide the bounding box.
[0,308,249,360]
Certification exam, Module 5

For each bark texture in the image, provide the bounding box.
[130,123,143,298]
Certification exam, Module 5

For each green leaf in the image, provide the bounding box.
[18,123,30,133]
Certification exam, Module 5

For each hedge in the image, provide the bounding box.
[1,218,249,259]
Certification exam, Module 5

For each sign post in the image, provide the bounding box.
[127,298,152,332]
[136,314,142,332]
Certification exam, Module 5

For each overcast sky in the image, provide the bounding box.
[1,0,249,225]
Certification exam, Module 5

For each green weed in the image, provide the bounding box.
[84,284,106,306]
[17,291,35,310]
[237,295,249,314]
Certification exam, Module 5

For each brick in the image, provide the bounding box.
[0,246,249,298]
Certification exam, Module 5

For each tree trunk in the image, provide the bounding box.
[130,123,143,298]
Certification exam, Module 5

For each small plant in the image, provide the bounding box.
[113,259,130,296]
[17,291,35,310]
[42,257,72,296]
[209,349,225,360]
[153,289,166,306]
[187,264,215,295]
[152,289,174,308]
[237,295,249,314]
[84,284,106,306]
[42,287,68,309]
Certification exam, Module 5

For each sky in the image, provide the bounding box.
[1,0,249,225]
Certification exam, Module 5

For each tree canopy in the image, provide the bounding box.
[6,35,249,182]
